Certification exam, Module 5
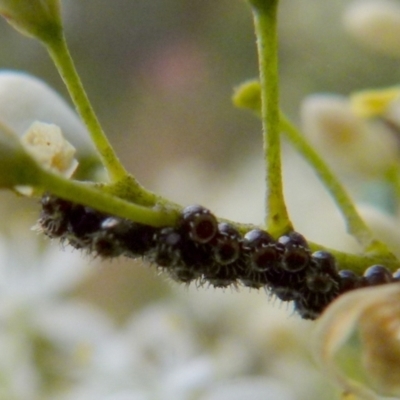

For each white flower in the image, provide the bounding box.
[60,270,330,399]
[0,232,88,304]
[0,225,118,399]
[301,94,398,179]
[343,0,400,57]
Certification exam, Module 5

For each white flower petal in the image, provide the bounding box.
[34,300,116,349]
[21,121,78,176]
[344,0,400,57]
[0,230,90,303]
[301,94,398,178]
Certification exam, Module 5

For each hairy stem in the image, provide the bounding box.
[45,35,128,183]
[250,0,292,236]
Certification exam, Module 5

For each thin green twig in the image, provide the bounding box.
[45,35,128,183]
[250,0,292,236]
[280,112,393,255]
[38,169,179,227]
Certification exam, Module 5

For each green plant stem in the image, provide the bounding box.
[280,112,393,255]
[309,242,399,275]
[250,0,292,236]
[38,169,178,227]
[45,34,129,183]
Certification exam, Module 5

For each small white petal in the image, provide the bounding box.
[20,121,78,177]
[344,0,400,57]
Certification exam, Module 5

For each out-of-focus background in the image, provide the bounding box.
[1,1,400,399]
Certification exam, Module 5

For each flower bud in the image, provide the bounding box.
[0,0,62,42]
[232,80,262,114]
[343,0,400,58]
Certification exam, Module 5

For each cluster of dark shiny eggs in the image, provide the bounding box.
[38,193,400,320]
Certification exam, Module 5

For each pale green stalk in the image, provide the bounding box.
[45,34,128,183]
[249,0,292,236]
[38,169,178,227]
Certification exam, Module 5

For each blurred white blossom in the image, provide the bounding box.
[0,224,116,400]
[301,94,398,179]
[343,0,400,57]
[314,283,400,399]
[56,290,326,400]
